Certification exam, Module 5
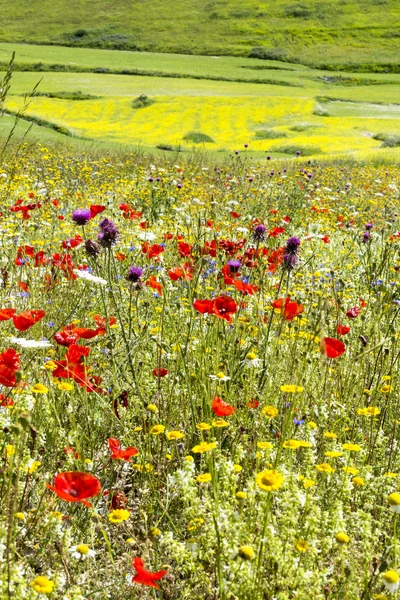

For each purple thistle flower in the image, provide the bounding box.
[285,236,301,253]
[227,259,241,273]
[98,218,119,248]
[283,253,298,271]
[365,223,373,231]
[253,223,266,242]
[72,208,91,226]
[362,232,371,243]
[127,266,143,282]
[85,239,101,257]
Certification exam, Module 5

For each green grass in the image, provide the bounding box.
[0,43,400,159]
[1,0,400,69]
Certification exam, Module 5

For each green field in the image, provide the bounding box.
[1,0,400,69]
[1,43,400,160]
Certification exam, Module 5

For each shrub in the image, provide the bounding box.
[373,133,400,147]
[272,144,322,156]
[248,47,287,61]
[183,131,215,144]
[132,95,155,109]
[254,130,287,140]
[284,4,313,18]
[156,144,182,152]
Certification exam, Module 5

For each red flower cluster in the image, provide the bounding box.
[0,308,45,331]
[10,198,42,220]
[108,438,139,461]
[47,472,101,507]
[193,294,238,323]
[212,397,236,416]
[132,557,167,589]
[271,297,303,321]
[0,348,20,387]
[321,337,346,359]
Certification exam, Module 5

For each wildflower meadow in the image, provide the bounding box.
[0,138,398,600]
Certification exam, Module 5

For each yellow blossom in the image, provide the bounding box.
[212,418,229,428]
[150,424,165,435]
[166,430,184,440]
[31,383,48,394]
[280,385,304,393]
[192,441,217,454]
[296,539,309,552]
[108,509,130,523]
[257,441,273,449]
[262,406,278,418]
[196,473,212,483]
[316,463,335,473]
[30,576,55,594]
[196,422,212,431]
[239,545,255,560]
[256,469,284,492]
[342,443,362,452]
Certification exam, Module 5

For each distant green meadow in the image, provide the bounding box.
[1,0,400,70]
[1,43,400,160]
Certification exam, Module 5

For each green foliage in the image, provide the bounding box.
[373,133,400,147]
[132,94,155,109]
[182,131,215,143]
[273,144,321,155]
[31,90,99,100]
[254,129,287,139]
[1,0,400,69]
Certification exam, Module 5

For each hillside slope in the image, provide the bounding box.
[1,0,400,69]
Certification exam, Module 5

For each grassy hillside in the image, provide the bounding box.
[1,0,400,69]
[1,43,400,159]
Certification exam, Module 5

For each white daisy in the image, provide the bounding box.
[9,337,53,349]
[69,544,95,561]
[73,269,107,285]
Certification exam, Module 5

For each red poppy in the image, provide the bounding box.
[54,330,79,347]
[0,348,20,387]
[146,276,162,295]
[132,557,167,589]
[89,204,106,218]
[321,337,346,359]
[268,227,285,238]
[0,308,16,321]
[62,235,83,250]
[337,324,351,335]
[142,243,165,260]
[321,235,330,244]
[1,395,14,407]
[271,298,303,321]
[201,240,217,257]
[177,242,193,257]
[13,310,45,331]
[93,315,117,335]
[168,265,193,281]
[46,472,101,507]
[233,279,258,296]
[193,299,214,315]
[108,438,139,461]
[72,327,100,340]
[34,251,47,267]
[346,307,360,319]
[152,368,168,378]
[213,295,238,323]
[212,397,236,417]
[247,398,259,409]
